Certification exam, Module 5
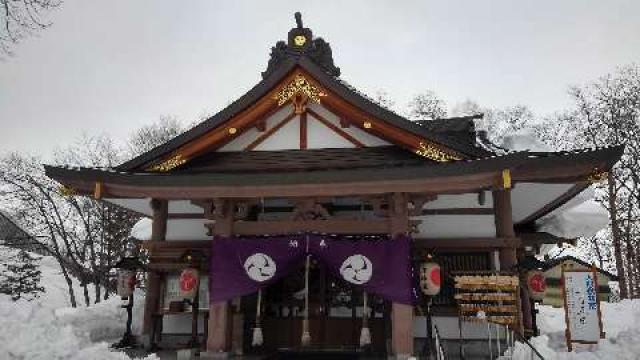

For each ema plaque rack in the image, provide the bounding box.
[453,271,521,326]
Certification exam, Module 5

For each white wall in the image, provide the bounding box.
[414,215,496,238]
[165,219,211,241]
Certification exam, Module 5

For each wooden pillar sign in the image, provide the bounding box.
[561,266,605,351]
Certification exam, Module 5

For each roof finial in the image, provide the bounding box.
[295,12,303,29]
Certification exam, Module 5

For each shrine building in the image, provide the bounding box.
[46,13,622,359]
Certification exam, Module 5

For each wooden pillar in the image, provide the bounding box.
[493,187,524,334]
[142,199,168,346]
[492,189,517,270]
[207,199,233,355]
[389,193,414,359]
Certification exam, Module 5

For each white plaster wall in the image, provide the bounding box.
[105,199,202,217]
[308,103,391,147]
[424,192,492,209]
[168,200,203,214]
[414,215,496,238]
[306,115,356,148]
[255,114,300,150]
[106,198,152,216]
[218,105,293,152]
[165,219,211,241]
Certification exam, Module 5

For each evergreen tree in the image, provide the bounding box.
[0,249,44,301]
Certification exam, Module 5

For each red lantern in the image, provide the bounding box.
[116,270,135,298]
[527,271,546,301]
[420,262,441,296]
[179,268,200,299]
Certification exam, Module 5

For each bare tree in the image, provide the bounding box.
[0,0,61,56]
[407,91,448,120]
[127,115,185,157]
[564,64,640,299]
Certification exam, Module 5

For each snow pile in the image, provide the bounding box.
[0,245,157,360]
[130,218,152,241]
[510,300,640,360]
[501,128,553,152]
[538,199,609,239]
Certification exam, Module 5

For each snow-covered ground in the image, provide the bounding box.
[510,300,640,360]
[0,246,157,360]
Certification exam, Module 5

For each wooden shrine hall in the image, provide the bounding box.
[46,13,622,359]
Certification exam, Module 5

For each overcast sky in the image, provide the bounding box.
[1,0,639,158]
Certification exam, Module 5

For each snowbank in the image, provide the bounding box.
[511,300,640,359]
[130,218,152,241]
[538,199,609,239]
[501,128,553,152]
[0,246,157,360]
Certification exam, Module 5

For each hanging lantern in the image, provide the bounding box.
[116,269,136,298]
[527,270,547,301]
[419,261,441,296]
[179,267,200,299]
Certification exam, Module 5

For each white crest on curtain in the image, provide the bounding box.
[340,254,373,284]
[244,253,277,282]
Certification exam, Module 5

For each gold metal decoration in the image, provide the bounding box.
[94,181,103,200]
[228,127,237,135]
[274,74,326,106]
[588,168,608,183]
[294,35,307,46]
[363,121,372,129]
[147,154,187,172]
[415,141,462,162]
[502,169,512,189]
[59,185,77,197]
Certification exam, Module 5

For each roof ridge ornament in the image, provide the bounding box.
[262,12,340,79]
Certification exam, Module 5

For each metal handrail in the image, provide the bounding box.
[511,329,546,360]
[433,324,447,360]
[457,317,545,360]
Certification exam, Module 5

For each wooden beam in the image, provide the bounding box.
[69,171,500,199]
[149,72,303,168]
[418,208,494,216]
[307,109,365,148]
[319,92,462,160]
[299,111,307,149]
[414,237,520,249]
[207,218,391,235]
[167,213,204,219]
[245,111,297,151]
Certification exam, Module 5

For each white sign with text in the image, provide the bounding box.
[563,270,601,344]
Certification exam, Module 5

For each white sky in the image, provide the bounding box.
[1,0,639,158]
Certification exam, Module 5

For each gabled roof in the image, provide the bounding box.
[117,20,492,172]
[543,255,619,280]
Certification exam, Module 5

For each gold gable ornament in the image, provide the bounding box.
[274,74,326,106]
[415,141,461,162]
[147,154,187,172]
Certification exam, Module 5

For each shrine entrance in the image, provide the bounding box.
[241,257,390,356]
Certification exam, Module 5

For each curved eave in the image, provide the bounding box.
[46,146,623,200]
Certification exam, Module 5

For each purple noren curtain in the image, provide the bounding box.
[210,234,413,304]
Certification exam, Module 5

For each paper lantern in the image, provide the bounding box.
[179,268,200,299]
[116,270,136,298]
[527,271,547,301]
[419,262,441,296]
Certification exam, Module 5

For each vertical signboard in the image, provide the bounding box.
[562,267,605,351]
